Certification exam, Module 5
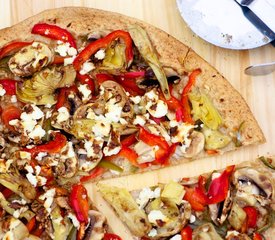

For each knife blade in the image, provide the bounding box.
[236,0,275,33]
[234,0,275,41]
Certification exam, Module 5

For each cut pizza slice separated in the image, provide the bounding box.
[0,176,122,240]
[98,157,275,240]
[0,7,265,181]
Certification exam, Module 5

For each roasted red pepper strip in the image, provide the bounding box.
[80,167,105,182]
[31,23,77,48]
[181,68,202,124]
[31,225,44,237]
[1,105,22,131]
[96,73,115,85]
[0,79,17,95]
[122,71,145,78]
[180,225,193,240]
[26,216,36,232]
[76,73,95,94]
[23,132,67,158]
[104,233,122,240]
[118,146,147,168]
[253,233,263,240]
[184,185,208,211]
[70,183,89,223]
[2,188,13,199]
[74,30,133,71]
[55,85,78,109]
[0,41,32,60]
[243,206,258,229]
[207,165,235,204]
[139,126,169,150]
[121,134,137,147]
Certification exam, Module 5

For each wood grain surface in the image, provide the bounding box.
[1,0,275,239]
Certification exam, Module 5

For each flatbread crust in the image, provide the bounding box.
[0,7,265,175]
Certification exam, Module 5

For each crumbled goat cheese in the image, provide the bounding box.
[170,234,182,240]
[133,115,146,126]
[148,210,167,224]
[64,56,76,66]
[136,187,161,208]
[55,42,71,57]
[39,188,56,213]
[103,145,121,157]
[130,95,142,104]
[29,125,46,139]
[13,206,28,218]
[79,61,95,75]
[84,138,104,158]
[0,84,6,96]
[10,95,17,103]
[147,99,168,118]
[78,84,92,102]
[92,121,111,137]
[105,104,123,123]
[226,231,240,238]
[94,49,105,60]
[148,228,158,237]
[68,47,77,56]
[57,107,70,123]
[19,151,31,160]
[68,212,80,228]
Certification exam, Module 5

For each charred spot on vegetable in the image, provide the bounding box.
[238,177,267,197]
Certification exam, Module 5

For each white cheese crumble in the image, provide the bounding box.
[147,100,168,118]
[57,107,70,123]
[28,125,46,139]
[0,84,6,96]
[25,164,47,187]
[136,187,161,208]
[10,95,17,103]
[133,115,146,126]
[148,210,167,224]
[55,42,70,57]
[84,138,104,158]
[64,56,76,66]
[78,84,92,102]
[92,121,111,138]
[94,49,105,60]
[103,145,121,157]
[148,228,158,237]
[39,188,56,213]
[68,212,80,228]
[13,206,28,218]
[105,104,123,123]
[170,234,182,240]
[79,61,95,75]
[130,95,142,104]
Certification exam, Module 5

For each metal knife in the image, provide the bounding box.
[234,0,275,41]
[245,62,275,76]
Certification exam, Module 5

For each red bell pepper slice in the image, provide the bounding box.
[184,185,208,211]
[180,225,193,240]
[2,188,14,199]
[70,183,89,223]
[153,143,177,166]
[80,167,105,182]
[139,126,169,150]
[52,55,67,65]
[74,30,133,71]
[121,134,137,147]
[23,132,67,158]
[253,233,263,240]
[55,85,78,110]
[1,105,22,131]
[103,233,122,240]
[76,72,95,94]
[181,68,202,124]
[207,165,235,204]
[26,216,36,232]
[0,41,32,60]
[118,146,147,168]
[31,225,44,237]
[243,206,258,229]
[31,23,77,48]
[0,79,17,95]
[122,71,145,78]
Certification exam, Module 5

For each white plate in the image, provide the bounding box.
[176,0,275,50]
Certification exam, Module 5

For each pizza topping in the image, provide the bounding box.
[73,30,133,71]
[8,42,53,77]
[0,41,33,60]
[31,23,77,48]
[128,25,170,100]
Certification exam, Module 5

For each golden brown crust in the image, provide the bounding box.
[0,7,265,173]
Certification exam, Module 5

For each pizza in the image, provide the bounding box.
[0,7,266,240]
[99,157,275,240]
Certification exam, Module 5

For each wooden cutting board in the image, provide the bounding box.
[1,0,275,238]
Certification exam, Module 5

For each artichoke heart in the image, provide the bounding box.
[202,127,231,150]
[161,181,185,205]
[102,43,126,70]
[193,223,223,240]
[98,184,151,237]
[189,91,222,130]
[16,65,76,105]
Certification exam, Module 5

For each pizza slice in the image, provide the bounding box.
[0,7,264,181]
[0,170,122,240]
[98,157,275,240]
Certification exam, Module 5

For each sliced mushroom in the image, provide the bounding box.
[209,189,232,225]
[233,168,273,206]
[226,232,251,240]
[86,210,106,240]
[0,216,29,240]
[8,42,53,77]
[183,131,205,158]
